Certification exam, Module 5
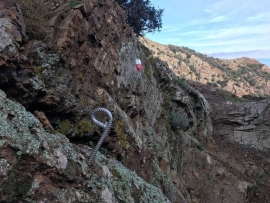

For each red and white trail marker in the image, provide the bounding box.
[135,59,143,71]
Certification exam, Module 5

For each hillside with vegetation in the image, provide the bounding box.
[140,37,270,98]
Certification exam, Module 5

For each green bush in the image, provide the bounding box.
[175,78,187,88]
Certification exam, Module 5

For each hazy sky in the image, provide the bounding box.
[146,0,270,65]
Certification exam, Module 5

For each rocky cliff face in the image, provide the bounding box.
[211,99,270,203]
[0,89,171,202]
[213,99,270,157]
[187,81,270,203]
[140,37,270,98]
[0,0,270,203]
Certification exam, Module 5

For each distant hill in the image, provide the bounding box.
[140,37,270,97]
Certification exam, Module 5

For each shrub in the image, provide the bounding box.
[175,78,187,88]
[220,80,228,88]
[18,0,50,40]
[247,78,256,86]
[174,54,183,61]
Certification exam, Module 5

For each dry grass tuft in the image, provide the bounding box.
[17,0,51,40]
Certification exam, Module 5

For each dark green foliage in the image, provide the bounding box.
[175,78,187,88]
[69,0,83,6]
[116,0,163,35]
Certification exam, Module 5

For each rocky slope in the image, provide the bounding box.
[0,0,270,203]
[140,37,270,97]
[190,81,270,203]
[0,89,171,202]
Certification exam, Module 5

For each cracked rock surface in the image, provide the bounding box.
[0,0,270,202]
[0,89,170,203]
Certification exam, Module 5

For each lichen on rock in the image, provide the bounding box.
[1,0,269,202]
[0,89,171,202]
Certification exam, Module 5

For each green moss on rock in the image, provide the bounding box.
[116,121,128,148]
[74,119,92,136]
[33,66,42,76]
[57,120,72,135]
[57,118,92,136]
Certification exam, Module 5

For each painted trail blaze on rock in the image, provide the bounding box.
[135,59,143,71]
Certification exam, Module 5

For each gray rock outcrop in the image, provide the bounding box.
[213,99,270,157]
[0,89,171,203]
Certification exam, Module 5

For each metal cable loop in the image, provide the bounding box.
[88,107,113,165]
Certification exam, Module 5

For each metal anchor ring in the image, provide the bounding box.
[88,107,113,165]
